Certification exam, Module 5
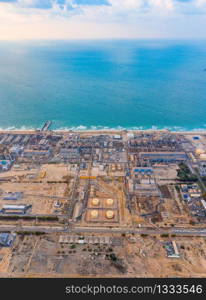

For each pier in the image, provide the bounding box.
[41,120,52,131]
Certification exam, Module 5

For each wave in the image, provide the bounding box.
[1,124,206,132]
[54,124,206,132]
[0,126,38,131]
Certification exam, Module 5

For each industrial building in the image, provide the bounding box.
[164,241,180,258]
[59,235,112,245]
[22,149,51,158]
[0,160,12,171]
[113,135,122,140]
[3,192,23,201]
[133,167,153,175]
[201,199,206,211]
[0,233,16,247]
[139,152,187,163]
[10,146,22,156]
[1,204,32,214]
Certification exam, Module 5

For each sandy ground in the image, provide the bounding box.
[0,182,67,214]
[1,234,206,278]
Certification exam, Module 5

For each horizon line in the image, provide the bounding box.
[0,37,206,42]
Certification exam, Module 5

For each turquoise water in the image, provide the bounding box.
[0,40,206,131]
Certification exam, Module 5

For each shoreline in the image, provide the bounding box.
[0,128,206,135]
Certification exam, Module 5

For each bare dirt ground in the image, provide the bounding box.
[0,182,67,214]
[1,234,206,278]
[39,164,68,182]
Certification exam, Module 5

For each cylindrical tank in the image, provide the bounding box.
[105,210,114,219]
[91,198,99,206]
[91,210,99,219]
[106,198,114,206]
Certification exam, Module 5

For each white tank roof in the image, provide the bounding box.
[3,205,27,210]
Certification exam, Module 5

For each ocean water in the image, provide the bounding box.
[0,39,206,131]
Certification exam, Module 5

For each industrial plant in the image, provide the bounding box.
[0,125,206,277]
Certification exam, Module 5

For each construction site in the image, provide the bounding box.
[0,129,206,277]
[1,233,206,278]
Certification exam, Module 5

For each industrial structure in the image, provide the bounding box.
[0,127,206,277]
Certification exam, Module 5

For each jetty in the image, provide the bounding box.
[41,120,52,131]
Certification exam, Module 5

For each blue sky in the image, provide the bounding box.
[0,0,206,39]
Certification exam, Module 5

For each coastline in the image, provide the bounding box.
[1,122,206,135]
[0,128,206,135]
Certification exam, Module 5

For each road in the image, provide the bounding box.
[1,224,206,236]
[73,226,206,236]
[0,225,66,233]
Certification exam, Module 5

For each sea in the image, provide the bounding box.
[0,39,206,131]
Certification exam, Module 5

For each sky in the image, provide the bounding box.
[0,0,206,39]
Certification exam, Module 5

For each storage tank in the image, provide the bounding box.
[91,210,99,219]
[91,198,100,206]
[105,210,114,219]
[106,198,114,206]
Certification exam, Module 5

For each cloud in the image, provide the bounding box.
[74,0,109,5]
[1,0,206,14]
[0,0,17,2]
[0,0,206,39]
[15,0,66,9]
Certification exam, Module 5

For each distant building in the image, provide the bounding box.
[199,164,206,177]
[3,192,23,201]
[164,241,180,258]
[0,160,11,171]
[1,204,31,214]
[133,167,153,175]
[59,148,80,159]
[113,135,121,140]
[139,152,187,163]
[127,133,134,139]
[10,146,22,156]
[0,233,16,247]
[22,149,50,158]
[59,235,112,245]
[201,199,206,211]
